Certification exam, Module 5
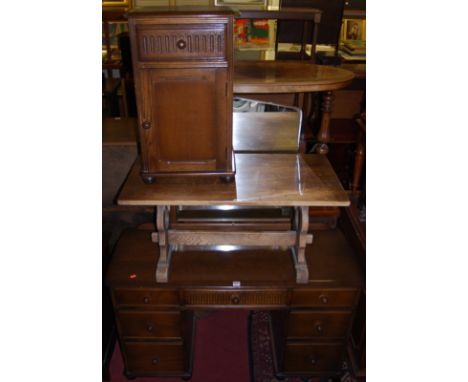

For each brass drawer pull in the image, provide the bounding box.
[314,322,323,333]
[309,355,317,365]
[143,295,151,304]
[319,294,329,304]
[152,357,160,365]
[142,121,151,130]
[146,322,154,332]
[176,39,187,49]
[230,294,240,305]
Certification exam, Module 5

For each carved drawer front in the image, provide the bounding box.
[118,311,182,339]
[283,342,344,373]
[286,311,352,339]
[182,289,288,307]
[291,289,357,308]
[124,341,185,374]
[113,288,179,307]
[136,24,226,62]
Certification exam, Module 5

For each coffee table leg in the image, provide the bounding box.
[155,205,172,283]
[293,206,312,284]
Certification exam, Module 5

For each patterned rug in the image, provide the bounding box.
[248,311,343,382]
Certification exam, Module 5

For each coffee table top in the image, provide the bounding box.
[117,153,350,207]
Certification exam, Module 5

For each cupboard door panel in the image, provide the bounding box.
[140,68,228,173]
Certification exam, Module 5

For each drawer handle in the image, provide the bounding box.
[146,323,154,332]
[231,294,240,305]
[142,121,151,130]
[176,39,187,50]
[143,296,151,304]
[309,355,317,365]
[319,294,329,304]
[314,322,323,333]
[152,357,160,365]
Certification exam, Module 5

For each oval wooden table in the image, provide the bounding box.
[234,60,355,155]
[234,61,354,94]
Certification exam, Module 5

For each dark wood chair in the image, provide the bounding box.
[277,0,346,54]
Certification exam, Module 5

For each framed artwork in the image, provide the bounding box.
[235,19,275,50]
[344,19,366,41]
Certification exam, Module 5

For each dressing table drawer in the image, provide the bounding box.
[182,289,288,307]
[283,342,344,373]
[113,288,179,307]
[118,311,182,339]
[124,341,185,374]
[291,289,357,308]
[286,310,352,339]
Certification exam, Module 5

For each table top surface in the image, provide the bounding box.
[117,153,350,207]
[234,61,355,94]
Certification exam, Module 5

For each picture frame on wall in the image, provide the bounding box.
[344,19,366,41]
[235,18,275,50]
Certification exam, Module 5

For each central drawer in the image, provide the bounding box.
[182,289,288,307]
[118,311,182,339]
[136,24,227,62]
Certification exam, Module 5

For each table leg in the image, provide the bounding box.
[316,91,333,155]
[154,205,172,283]
[351,130,365,192]
[293,206,313,284]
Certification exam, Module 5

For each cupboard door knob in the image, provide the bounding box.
[231,294,240,305]
[143,296,150,304]
[319,294,328,304]
[152,357,159,365]
[142,121,151,130]
[176,39,186,49]
[315,322,323,333]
